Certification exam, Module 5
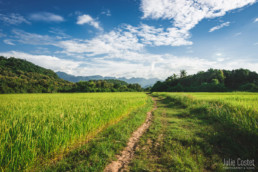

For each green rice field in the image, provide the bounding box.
[154,92,258,135]
[0,92,148,171]
[0,92,257,171]
[166,92,258,111]
[131,92,257,171]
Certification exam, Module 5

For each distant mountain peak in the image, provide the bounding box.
[56,71,160,88]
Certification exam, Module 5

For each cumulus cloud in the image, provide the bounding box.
[29,12,64,22]
[57,23,192,51]
[0,13,30,25]
[254,18,258,22]
[209,22,230,32]
[76,14,102,30]
[141,0,256,30]
[140,0,256,46]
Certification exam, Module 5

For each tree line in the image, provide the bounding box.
[151,69,258,92]
[68,80,142,92]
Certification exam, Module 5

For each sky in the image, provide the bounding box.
[0,0,258,79]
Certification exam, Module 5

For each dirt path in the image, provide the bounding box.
[104,97,157,172]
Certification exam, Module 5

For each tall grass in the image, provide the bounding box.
[0,93,147,171]
[153,92,258,136]
[44,96,153,171]
[181,92,257,111]
[150,92,257,170]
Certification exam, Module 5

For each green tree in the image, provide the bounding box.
[180,70,187,78]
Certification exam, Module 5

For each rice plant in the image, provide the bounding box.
[153,92,258,136]
[0,92,147,171]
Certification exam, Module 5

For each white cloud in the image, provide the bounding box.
[49,28,71,39]
[57,28,144,56]
[6,28,143,56]
[140,0,256,45]
[217,58,225,62]
[254,18,258,22]
[3,39,15,45]
[29,12,64,22]
[58,40,91,54]
[76,14,102,30]
[209,22,230,32]
[128,24,192,46]
[141,0,256,30]
[216,53,222,56]
[0,13,30,25]
[12,29,56,45]
[76,14,92,24]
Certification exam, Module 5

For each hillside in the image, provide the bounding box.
[0,56,143,93]
[0,56,73,93]
[56,71,160,88]
[151,68,258,92]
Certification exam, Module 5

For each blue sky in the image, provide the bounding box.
[0,0,258,79]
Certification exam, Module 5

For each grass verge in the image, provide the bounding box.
[42,95,153,171]
[129,93,257,171]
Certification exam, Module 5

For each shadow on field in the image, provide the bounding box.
[158,96,257,169]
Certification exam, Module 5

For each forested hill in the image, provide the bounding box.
[0,56,58,78]
[0,56,143,93]
[151,69,258,92]
[0,56,73,93]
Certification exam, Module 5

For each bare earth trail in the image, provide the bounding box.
[104,97,157,172]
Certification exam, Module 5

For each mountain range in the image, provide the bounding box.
[56,71,160,88]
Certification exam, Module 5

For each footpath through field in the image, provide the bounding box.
[43,94,154,171]
[127,93,257,171]
[104,97,157,172]
[43,93,257,171]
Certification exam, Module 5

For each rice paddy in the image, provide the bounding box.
[153,92,258,135]
[0,92,257,171]
[129,92,257,171]
[0,92,148,171]
[165,92,258,111]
